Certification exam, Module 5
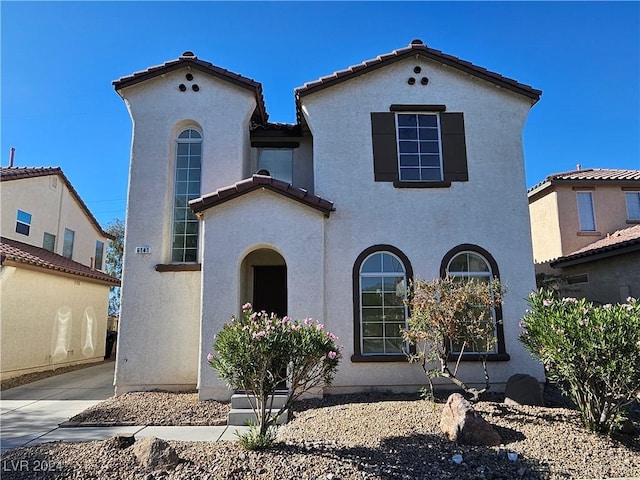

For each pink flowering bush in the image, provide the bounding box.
[520,290,640,434]
[208,304,340,445]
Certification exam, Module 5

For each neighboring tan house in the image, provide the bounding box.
[528,168,640,303]
[114,39,545,400]
[0,167,120,379]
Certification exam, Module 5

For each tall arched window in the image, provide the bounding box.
[352,245,413,361]
[440,244,508,359]
[172,129,201,263]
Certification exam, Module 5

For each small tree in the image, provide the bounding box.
[520,291,640,434]
[105,218,124,316]
[208,304,340,447]
[402,276,504,401]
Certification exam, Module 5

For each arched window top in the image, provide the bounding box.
[447,251,491,276]
[178,129,201,140]
[361,252,406,274]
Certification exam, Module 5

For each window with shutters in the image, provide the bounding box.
[371,106,468,188]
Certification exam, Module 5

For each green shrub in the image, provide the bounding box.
[208,304,340,445]
[235,424,278,451]
[520,290,640,433]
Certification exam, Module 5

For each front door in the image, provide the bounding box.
[253,266,287,317]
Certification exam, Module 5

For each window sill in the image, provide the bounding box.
[626,219,640,224]
[447,353,511,362]
[155,263,201,272]
[393,180,452,189]
[350,354,408,363]
[576,231,601,237]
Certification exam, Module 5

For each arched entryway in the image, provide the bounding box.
[240,248,287,317]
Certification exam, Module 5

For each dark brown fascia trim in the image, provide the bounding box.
[155,264,202,272]
[571,186,595,191]
[251,142,300,149]
[390,104,447,112]
[393,180,452,189]
[1,258,120,287]
[622,187,640,191]
[550,242,640,268]
[297,48,541,102]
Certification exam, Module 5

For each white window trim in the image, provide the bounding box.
[395,112,444,182]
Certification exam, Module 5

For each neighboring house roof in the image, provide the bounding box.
[113,51,268,124]
[189,174,335,217]
[295,39,542,102]
[0,167,114,240]
[528,168,640,199]
[0,236,120,286]
[550,224,640,268]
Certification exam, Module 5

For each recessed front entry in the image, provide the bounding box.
[253,266,287,317]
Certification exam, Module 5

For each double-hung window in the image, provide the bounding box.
[172,129,202,263]
[396,113,443,182]
[625,192,640,221]
[16,210,32,236]
[576,191,596,232]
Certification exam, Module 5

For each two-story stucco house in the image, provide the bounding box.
[0,167,120,379]
[528,168,640,303]
[113,40,544,400]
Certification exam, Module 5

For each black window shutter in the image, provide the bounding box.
[371,112,398,182]
[441,113,469,182]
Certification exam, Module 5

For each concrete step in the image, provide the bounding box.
[231,393,288,410]
[227,408,289,426]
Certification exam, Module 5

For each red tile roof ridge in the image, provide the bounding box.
[0,236,120,285]
[570,224,640,256]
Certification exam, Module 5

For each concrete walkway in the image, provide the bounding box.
[0,362,248,452]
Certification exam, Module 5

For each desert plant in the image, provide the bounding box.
[520,290,640,434]
[208,304,340,445]
[402,276,504,401]
[235,423,278,451]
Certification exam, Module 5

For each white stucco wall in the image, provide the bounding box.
[1,175,108,268]
[197,189,327,400]
[1,266,108,380]
[114,67,258,393]
[299,56,544,391]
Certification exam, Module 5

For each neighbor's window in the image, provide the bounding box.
[257,149,293,184]
[172,129,201,263]
[359,251,409,355]
[576,191,596,232]
[95,240,104,270]
[16,210,32,236]
[63,228,75,259]
[445,250,498,354]
[396,113,443,182]
[625,192,640,221]
[43,232,56,252]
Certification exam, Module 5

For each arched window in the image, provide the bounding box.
[352,245,413,361]
[440,244,508,359]
[172,129,201,263]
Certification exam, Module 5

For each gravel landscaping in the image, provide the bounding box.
[1,389,639,479]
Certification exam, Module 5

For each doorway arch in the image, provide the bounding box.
[240,248,287,317]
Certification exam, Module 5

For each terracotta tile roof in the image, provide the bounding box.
[1,236,120,286]
[0,167,114,239]
[189,175,335,217]
[550,224,640,267]
[113,52,267,124]
[528,168,640,199]
[295,39,542,102]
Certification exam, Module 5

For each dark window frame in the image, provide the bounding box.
[351,244,414,363]
[440,244,510,362]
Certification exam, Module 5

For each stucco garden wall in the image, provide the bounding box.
[0,266,108,380]
[300,56,544,391]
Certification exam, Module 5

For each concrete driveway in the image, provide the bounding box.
[0,361,116,451]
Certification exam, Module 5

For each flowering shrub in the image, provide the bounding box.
[403,276,504,401]
[207,304,340,445]
[520,291,640,434]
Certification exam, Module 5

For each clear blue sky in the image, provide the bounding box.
[2,1,639,227]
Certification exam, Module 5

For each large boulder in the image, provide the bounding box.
[132,436,180,470]
[504,374,544,406]
[439,393,502,446]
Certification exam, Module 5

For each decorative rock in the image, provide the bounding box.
[132,436,180,470]
[504,374,544,406]
[439,393,502,446]
[106,433,136,449]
